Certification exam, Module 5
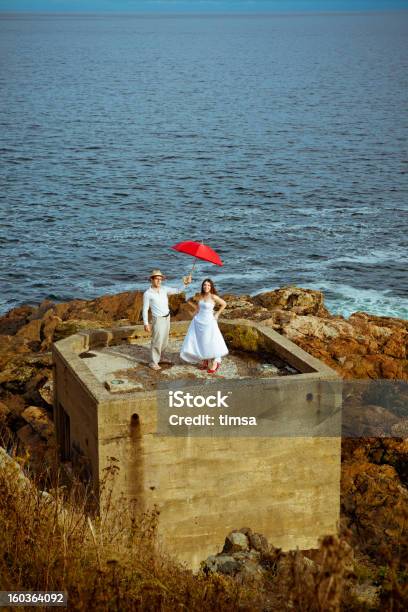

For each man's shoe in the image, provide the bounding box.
[149,363,161,371]
[159,359,173,365]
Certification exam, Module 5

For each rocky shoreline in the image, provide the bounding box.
[1,285,406,452]
[0,285,407,608]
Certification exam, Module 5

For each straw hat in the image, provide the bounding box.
[150,269,166,280]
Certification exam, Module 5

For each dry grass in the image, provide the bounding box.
[0,452,266,611]
[0,449,406,611]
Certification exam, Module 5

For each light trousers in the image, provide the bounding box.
[151,315,170,365]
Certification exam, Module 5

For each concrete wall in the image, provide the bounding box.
[52,336,100,491]
[99,392,341,569]
[53,320,342,570]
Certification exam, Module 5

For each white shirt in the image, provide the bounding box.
[142,284,185,325]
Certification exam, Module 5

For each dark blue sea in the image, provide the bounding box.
[1,12,407,318]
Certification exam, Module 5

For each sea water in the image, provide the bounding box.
[0,12,407,318]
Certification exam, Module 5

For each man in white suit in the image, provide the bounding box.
[143,269,191,370]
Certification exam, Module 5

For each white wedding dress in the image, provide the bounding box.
[180,299,229,364]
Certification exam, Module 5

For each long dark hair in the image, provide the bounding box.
[201,278,218,296]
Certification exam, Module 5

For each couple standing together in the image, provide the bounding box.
[142,269,229,374]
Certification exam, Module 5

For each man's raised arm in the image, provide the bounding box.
[166,275,192,295]
[142,291,150,327]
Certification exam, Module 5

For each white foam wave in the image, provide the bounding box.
[250,281,407,320]
[331,248,406,266]
[305,282,408,319]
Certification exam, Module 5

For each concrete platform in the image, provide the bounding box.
[52,318,342,570]
[79,335,300,394]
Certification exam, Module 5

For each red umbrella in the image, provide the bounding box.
[171,240,223,278]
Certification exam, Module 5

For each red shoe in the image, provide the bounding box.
[207,362,220,374]
[199,360,209,370]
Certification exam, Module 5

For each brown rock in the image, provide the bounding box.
[16,319,43,343]
[21,406,54,439]
[221,294,270,321]
[0,304,35,335]
[222,294,254,307]
[0,401,11,421]
[257,317,281,330]
[391,419,408,438]
[90,291,143,321]
[28,299,55,321]
[126,293,144,324]
[342,403,400,438]
[16,423,48,458]
[222,531,250,553]
[53,319,107,342]
[248,532,269,554]
[54,302,71,320]
[222,294,257,314]
[40,308,57,324]
[291,315,408,381]
[168,292,186,316]
[349,311,408,331]
[341,459,408,554]
[380,355,406,379]
[383,334,407,359]
[41,315,62,350]
[0,334,30,370]
[38,378,53,406]
[237,526,253,537]
[0,394,27,417]
[252,286,331,317]
[50,293,145,326]
[0,359,37,389]
[25,352,53,367]
[223,305,269,321]
[262,308,297,327]
[172,301,197,321]
[23,369,53,405]
[280,314,355,342]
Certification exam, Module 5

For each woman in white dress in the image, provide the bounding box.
[180,278,228,373]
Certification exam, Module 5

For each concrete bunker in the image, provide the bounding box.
[52,319,342,570]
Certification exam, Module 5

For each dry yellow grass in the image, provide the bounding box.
[0,448,406,611]
[0,452,267,611]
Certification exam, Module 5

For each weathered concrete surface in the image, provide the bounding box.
[100,422,340,569]
[81,335,300,393]
[52,320,342,570]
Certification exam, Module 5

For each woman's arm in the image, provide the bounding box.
[213,295,227,319]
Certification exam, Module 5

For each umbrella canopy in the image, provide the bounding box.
[171,241,223,266]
